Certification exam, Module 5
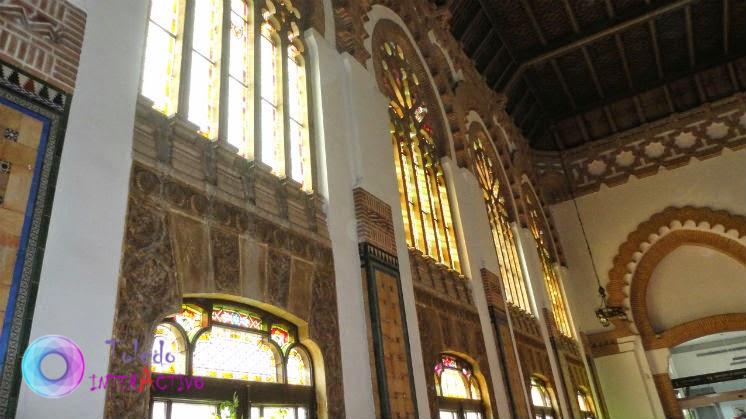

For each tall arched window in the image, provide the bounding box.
[577,388,596,419]
[470,135,531,313]
[530,376,556,419]
[378,40,460,271]
[434,354,485,419]
[149,300,314,419]
[140,0,313,190]
[524,185,572,337]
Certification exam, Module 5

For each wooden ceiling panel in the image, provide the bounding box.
[586,37,628,96]
[556,117,585,148]
[692,0,724,61]
[450,0,481,38]
[613,0,647,15]
[620,24,659,86]
[736,58,746,89]
[527,64,567,111]
[462,11,491,55]
[609,98,641,131]
[583,108,613,140]
[528,0,575,40]
[655,10,689,76]
[489,0,543,52]
[700,65,735,100]
[729,0,746,52]
[639,88,671,121]
[556,50,601,106]
[569,0,608,30]
[668,77,701,110]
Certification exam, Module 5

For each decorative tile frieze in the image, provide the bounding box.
[0,63,67,111]
[534,93,746,203]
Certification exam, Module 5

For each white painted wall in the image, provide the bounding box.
[550,147,746,419]
[16,0,148,417]
[551,147,746,336]
[647,245,746,332]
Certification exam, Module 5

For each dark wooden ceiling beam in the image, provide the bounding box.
[519,102,539,128]
[603,0,616,19]
[473,27,497,62]
[576,115,591,144]
[505,0,697,92]
[685,5,696,67]
[551,128,566,151]
[561,0,580,33]
[649,20,665,79]
[550,59,578,109]
[523,0,696,66]
[545,51,746,123]
[663,85,676,113]
[723,0,730,54]
[492,61,516,90]
[460,9,485,48]
[483,46,506,78]
[615,34,635,90]
[603,106,618,133]
[518,0,548,45]
[582,47,605,98]
[728,62,741,90]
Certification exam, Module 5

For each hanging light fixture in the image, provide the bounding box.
[553,135,628,327]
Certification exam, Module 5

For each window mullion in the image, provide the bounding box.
[217,0,231,143]
[281,35,292,181]
[252,7,263,163]
[177,0,197,120]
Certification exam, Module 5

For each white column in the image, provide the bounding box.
[442,160,512,419]
[16,0,148,417]
[306,31,376,418]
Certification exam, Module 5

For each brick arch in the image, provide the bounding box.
[606,206,746,345]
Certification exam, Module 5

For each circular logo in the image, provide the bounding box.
[21,335,85,398]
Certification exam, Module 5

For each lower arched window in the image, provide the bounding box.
[577,388,596,419]
[149,300,314,419]
[530,376,556,419]
[434,354,485,419]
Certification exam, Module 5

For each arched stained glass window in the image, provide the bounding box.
[577,389,596,419]
[149,300,314,419]
[140,0,314,190]
[434,354,484,419]
[470,135,531,313]
[151,323,187,374]
[530,376,556,419]
[378,40,460,272]
[524,185,572,337]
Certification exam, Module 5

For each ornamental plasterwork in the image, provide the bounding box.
[534,93,746,203]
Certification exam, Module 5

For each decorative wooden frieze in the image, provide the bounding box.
[535,93,746,203]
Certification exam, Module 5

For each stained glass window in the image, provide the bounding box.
[270,325,294,349]
[260,23,283,175]
[379,40,460,271]
[151,323,187,374]
[211,304,263,329]
[287,45,311,189]
[142,0,183,115]
[188,0,222,138]
[471,135,532,313]
[171,304,207,340]
[524,186,572,337]
[530,377,555,419]
[577,389,595,419]
[193,326,278,382]
[227,0,253,154]
[434,354,484,419]
[141,0,314,191]
[286,347,311,386]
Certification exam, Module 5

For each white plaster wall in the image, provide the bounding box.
[16,0,148,417]
[550,147,746,419]
[647,245,746,332]
[550,147,746,336]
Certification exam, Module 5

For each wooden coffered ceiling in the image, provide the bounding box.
[434,0,746,151]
